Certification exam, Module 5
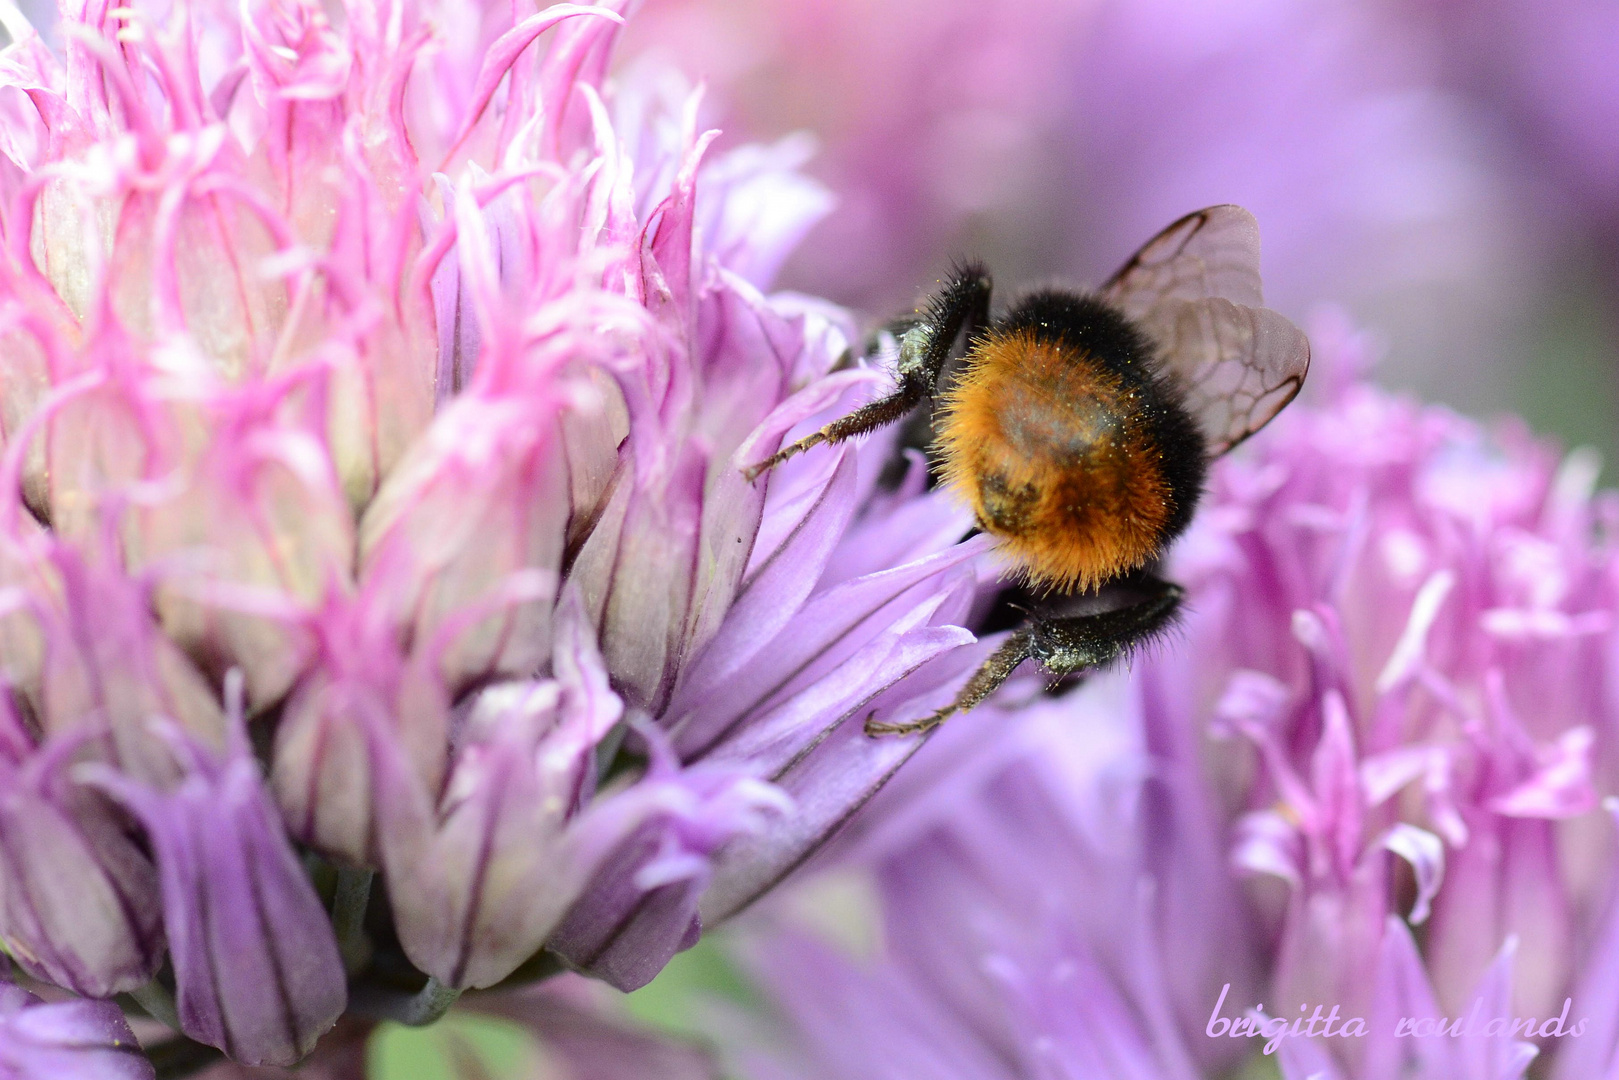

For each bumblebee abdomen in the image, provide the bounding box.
[936,295,1207,592]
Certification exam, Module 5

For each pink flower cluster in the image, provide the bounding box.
[724,318,1619,1080]
[0,0,992,1069]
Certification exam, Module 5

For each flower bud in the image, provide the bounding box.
[83,680,345,1067]
[0,724,163,997]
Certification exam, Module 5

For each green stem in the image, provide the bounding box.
[127,978,180,1032]
[331,867,375,974]
[391,977,463,1027]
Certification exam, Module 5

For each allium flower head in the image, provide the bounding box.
[712,318,1619,1080]
[0,0,990,1067]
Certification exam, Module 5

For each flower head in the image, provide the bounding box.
[0,0,991,1066]
[705,318,1619,1080]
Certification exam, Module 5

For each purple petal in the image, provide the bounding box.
[1357,918,1447,1080]
[446,5,625,160]
[545,821,706,992]
[704,617,975,776]
[428,175,478,406]
[356,383,573,692]
[37,541,226,785]
[1425,812,1573,1026]
[546,758,791,991]
[378,688,593,989]
[1381,824,1444,926]
[1455,937,1540,1080]
[696,137,835,289]
[1311,690,1363,859]
[1486,726,1598,820]
[740,931,1010,1080]
[380,596,626,989]
[0,739,163,997]
[272,586,452,865]
[670,453,858,702]
[0,986,153,1080]
[1373,570,1454,692]
[816,482,974,589]
[536,0,633,163]
[698,710,927,927]
[668,535,990,760]
[570,438,708,713]
[732,369,883,484]
[1230,810,1303,887]
[83,716,345,1067]
[1277,1036,1345,1080]
[1549,802,1619,1080]
[1210,668,1289,736]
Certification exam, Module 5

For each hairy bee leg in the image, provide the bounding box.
[743,384,931,481]
[743,265,993,482]
[864,576,1184,738]
[865,629,1033,736]
[1027,576,1184,676]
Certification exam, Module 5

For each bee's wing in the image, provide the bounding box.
[1101,205,1309,456]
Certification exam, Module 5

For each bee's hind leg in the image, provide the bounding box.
[1025,575,1185,678]
[864,575,1184,737]
[864,630,1036,736]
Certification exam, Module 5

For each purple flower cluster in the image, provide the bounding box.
[0,0,992,1069]
[721,317,1619,1080]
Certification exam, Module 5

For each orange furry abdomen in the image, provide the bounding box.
[936,328,1175,592]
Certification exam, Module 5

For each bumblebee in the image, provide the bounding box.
[744,206,1310,736]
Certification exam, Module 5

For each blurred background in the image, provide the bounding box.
[616,0,1619,469]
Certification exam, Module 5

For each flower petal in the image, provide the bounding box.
[82,697,345,1067]
[0,985,153,1080]
[546,736,791,991]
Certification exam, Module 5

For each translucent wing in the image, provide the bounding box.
[1101,205,1309,456]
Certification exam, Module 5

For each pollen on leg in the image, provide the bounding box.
[936,328,1177,592]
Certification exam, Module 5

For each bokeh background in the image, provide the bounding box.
[616,0,1619,466]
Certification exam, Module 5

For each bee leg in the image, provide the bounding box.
[864,629,1033,736]
[864,576,1183,737]
[1026,576,1184,677]
[743,265,993,482]
[742,378,933,482]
